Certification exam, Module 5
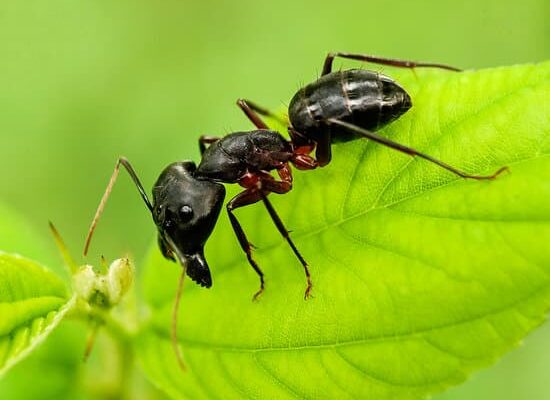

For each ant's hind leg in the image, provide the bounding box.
[237,99,289,129]
[321,52,462,76]
[327,118,508,180]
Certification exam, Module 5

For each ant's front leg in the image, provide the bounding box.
[199,135,221,155]
[226,188,266,300]
[321,52,462,76]
[237,99,289,129]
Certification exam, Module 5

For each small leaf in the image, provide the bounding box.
[137,62,550,399]
[0,252,74,376]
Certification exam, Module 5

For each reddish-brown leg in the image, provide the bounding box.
[231,168,313,299]
[291,153,318,170]
[275,163,292,188]
[237,99,270,130]
[322,52,462,76]
[237,98,289,129]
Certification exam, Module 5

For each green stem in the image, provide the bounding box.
[67,303,136,400]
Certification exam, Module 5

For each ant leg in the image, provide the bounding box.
[292,154,318,170]
[321,52,461,76]
[237,99,290,129]
[315,129,332,167]
[237,99,269,129]
[276,163,292,187]
[226,189,266,300]
[327,118,509,180]
[289,127,319,170]
[84,157,153,256]
[258,189,313,299]
[199,135,221,155]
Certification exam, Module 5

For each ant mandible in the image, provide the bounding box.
[84,51,507,370]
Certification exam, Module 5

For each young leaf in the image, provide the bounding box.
[136,62,550,400]
[0,252,74,376]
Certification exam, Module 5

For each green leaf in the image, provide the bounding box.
[0,202,83,399]
[136,62,550,400]
[0,252,73,376]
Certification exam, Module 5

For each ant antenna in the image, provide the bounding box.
[49,222,78,275]
[163,234,188,371]
[172,269,187,371]
[84,157,153,256]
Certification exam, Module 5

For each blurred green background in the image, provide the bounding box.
[0,0,548,399]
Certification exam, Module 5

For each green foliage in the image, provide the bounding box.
[0,61,548,399]
[136,62,550,399]
[0,203,88,399]
[0,253,73,376]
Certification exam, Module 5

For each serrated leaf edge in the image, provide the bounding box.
[0,250,76,378]
[0,295,76,378]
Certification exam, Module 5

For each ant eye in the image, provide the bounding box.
[179,205,193,222]
[156,205,163,216]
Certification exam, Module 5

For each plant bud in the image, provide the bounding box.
[72,258,134,308]
[107,257,134,304]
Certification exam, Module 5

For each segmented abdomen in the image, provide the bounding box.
[288,69,412,143]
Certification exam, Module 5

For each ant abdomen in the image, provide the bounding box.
[288,69,412,143]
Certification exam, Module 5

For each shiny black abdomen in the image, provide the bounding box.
[288,69,412,143]
[195,130,292,183]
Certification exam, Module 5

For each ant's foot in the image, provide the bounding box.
[252,285,265,302]
[304,279,313,300]
[491,166,510,179]
[465,165,510,180]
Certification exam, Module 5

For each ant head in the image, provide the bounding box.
[152,161,226,287]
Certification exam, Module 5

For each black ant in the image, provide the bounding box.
[84,52,507,370]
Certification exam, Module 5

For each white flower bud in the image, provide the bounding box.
[72,265,97,301]
[107,257,134,304]
[71,258,134,308]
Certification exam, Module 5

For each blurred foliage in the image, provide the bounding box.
[0,0,548,399]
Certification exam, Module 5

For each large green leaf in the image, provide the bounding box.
[0,252,73,376]
[137,62,550,399]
